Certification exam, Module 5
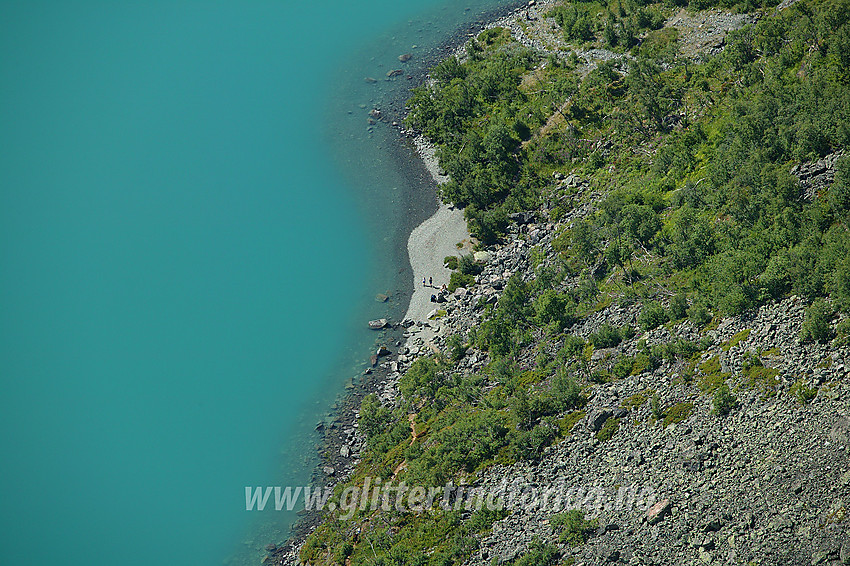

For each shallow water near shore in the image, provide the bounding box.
[0,1,515,565]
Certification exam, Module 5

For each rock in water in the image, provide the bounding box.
[375,293,389,302]
[368,318,388,329]
[398,53,412,62]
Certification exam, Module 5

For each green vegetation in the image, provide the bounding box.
[409,0,850,320]
[800,299,834,343]
[558,410,587,436]
[622,391,648,410]
[662,401,694,427]
[508,540,564,566]
[551,509,598,546]
[740,352,780,397]
[639,301,668,331]
[596,416,620,441]
[790,378,818,404]
[712,384,738,415]
[722,329,751,351]
[696,356,729,394]
[304,2,850,561]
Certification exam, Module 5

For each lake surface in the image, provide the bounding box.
[0,1,514,564]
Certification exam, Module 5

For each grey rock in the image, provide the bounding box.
[829,416,850,444]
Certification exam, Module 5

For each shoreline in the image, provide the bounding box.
[403,135,472,323]
[266,2,531,563]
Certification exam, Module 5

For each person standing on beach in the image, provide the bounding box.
[423,277,426,287]
[429,276,432,286]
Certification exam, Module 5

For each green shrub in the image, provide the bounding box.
[449,271,475,292]
[712,384,737,416]
[789,379,817,404]
[551,370,585,411]
[697,356,729,394]
[669,293,689,321]
[511,540,562,566]
[800,299,833,343]
[458,253,483,276]
[630,352,660,375]
[623,392,648,410]
[663,402,693,427]
[551,509,598,547]
[596,417,620,442]
[688,300,712,328]
[639,301,668,331]
[588,323,623,348]
[400,357,441,399]
[444,255,459,270]
[534,289,577,332]
[557,410,586,437]
[359,394,391,440]
[446,334,467,362]
[651,392,663,420]
[741,364,780,398]
[611,355,634,379]
[722,329,751,351]
[835,319,850,346]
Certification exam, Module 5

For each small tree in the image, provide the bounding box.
[712,384,737,416]
[639,301,668,331]
[800,299,833,343]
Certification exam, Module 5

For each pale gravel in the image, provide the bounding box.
[403,136,472,322]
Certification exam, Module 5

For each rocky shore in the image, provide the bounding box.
[268,3,850,565]
[283,169,848,565]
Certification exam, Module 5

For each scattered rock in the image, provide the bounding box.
[647,499,672,525]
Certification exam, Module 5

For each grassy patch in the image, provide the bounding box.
[558,410,586,437]
[622,392,648,410]
[789,379,817,404]
[595,417,620,442]
[663,402,693,427]
[741,364,780,398]
[696,356,729,394]
[722,329,751,351]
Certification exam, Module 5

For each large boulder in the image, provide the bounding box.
[587,409,613,432]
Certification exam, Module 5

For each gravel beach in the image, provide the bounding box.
[403,136,471,322]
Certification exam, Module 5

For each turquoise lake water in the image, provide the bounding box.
[0,1,513,564]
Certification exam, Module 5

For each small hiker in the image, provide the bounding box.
[429,276,432,286]
[422,277,426,287]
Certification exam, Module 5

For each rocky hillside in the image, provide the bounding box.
[272,0,850,564]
